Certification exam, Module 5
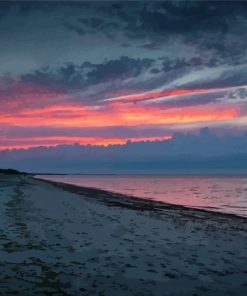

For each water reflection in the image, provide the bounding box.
[37,175,247,217]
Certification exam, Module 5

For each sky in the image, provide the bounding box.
[1,0,247,150]
[2,128,247,173]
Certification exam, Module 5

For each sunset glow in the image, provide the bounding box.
[1,135,173,150]
[0,90,241,150]
[0,83,244,150]
[1,0,247,151]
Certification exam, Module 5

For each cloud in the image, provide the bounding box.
[63,22,85,35]
[20,56,154,91]
[0,124,172,140]
[1,1,247,152]
[78,2,247,74]
[2,128,247,173]
[0,78,67,112]
[2,58,247,118]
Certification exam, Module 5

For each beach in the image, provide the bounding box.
[0,174,247,296]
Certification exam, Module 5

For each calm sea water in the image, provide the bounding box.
[37,175,247,218]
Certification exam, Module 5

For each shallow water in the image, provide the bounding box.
[37,175,247,217]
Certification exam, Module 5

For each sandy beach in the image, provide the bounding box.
[0,173,247,296]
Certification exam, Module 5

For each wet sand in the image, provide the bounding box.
[0,174,247,295]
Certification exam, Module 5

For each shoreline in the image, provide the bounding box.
[36,176,247,224]
[1,174,247,295]
[34,171,247,177]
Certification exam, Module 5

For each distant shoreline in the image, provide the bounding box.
[3,167,247,177]
[35,176,247,223]
[33,169,247,176]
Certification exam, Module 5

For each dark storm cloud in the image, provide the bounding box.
[18,55,247,100]
[127,1,229,37]
[86,56,154,84]
[2,52,247,111]
[64,2,239,37]
[21,56,155,91]
[62,1,247,65]
[1,1,247,77]
[16,53,231,96]
[121,1,246,44]
[161,56,222,72]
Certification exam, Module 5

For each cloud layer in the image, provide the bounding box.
[2,128,247,173]
[1,1,247,150]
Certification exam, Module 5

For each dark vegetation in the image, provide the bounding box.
[0,169,27,175]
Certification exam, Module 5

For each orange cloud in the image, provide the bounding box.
[106,88,208,104]
[0,82,243,149]
[0,135,172,150]
[106,85,247,104]
[0,102,239,128]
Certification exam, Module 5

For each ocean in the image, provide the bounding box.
[36,175,247,217]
